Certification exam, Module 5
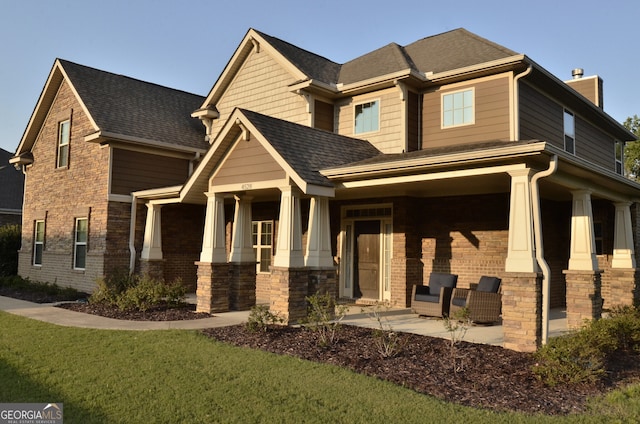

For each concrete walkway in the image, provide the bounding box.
[0,295,570,347]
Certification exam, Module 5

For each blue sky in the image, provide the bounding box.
[1,0,638,154]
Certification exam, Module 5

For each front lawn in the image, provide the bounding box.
[0,311,636,423]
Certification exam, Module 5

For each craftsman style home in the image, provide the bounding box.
[12,28,639,351]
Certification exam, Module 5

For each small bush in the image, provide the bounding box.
[303,292,347,347]
[0,275,85,301]
[443,308,472,373]
[246,305,283,332]
[0,224,21,277]
[90,273,186,312]
[364,302,404,359]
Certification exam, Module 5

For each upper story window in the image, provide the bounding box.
[252,220,273,273]
[354,100,379,134]
[74,217,88,270]
[57,119,70,168]
[564,110,575,154]
[442,88,474,128]
[33,220,45,266]
[615,141,624,175]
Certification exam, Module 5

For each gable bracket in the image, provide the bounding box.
[236,119,251,141]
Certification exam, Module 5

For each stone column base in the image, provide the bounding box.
[270,267,310,324]
[195,262,230,313]
[602,268,639,309]
[501,272,542,352]
[564,270,602,329]
[229,263,257,311]
[140,259,164,281]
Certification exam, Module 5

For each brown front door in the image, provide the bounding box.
[354,220,380,300]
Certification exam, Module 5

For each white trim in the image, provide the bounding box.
[73,217,88,270]
[441,87,475,129]
[353,98,381,135]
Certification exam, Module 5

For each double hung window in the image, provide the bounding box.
[57,120,70,168]
[564,110,575,154]
[74,218,88,270]
[615,141,624,175]
[252,221,273,273]
[33,220,45,266]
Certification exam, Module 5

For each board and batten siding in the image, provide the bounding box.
[110,149,190,195]
[518,81,564,148]
[336,87,404,154]
[211,137,286,187]
[422,74,511,149]
[211,49,309,137]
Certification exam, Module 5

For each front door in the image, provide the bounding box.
[354,220,380,300]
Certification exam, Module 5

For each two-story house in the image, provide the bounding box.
[11,59,207,293]
[14,28,639,351]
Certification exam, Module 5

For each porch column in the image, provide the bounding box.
[505,169,537,272]
[196,192,230,314]
[140,203,164,279]
[305,196,333,268]
[612,202,636,269]
[200,192,227,263]
[273,186,304,268]
[228,194,256,310]
[565,189,602,328]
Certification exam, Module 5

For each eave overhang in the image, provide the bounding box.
[85,131,207,157]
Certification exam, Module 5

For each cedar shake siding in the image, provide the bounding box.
[110,148,190,195]
[422,74,511,149]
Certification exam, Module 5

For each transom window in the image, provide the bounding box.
[354,100,379,134]
[564,110,575,154]
[252,220,273,273]
[615,140,624,175]
[74,218,88,270]
[33,220,45,266]
[57,120,70,168]
[442,88,474,128]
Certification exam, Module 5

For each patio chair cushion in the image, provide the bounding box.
[451,296,467,308]
[476,276,501,293]
[415,293,440,303]
[428,272,458,295]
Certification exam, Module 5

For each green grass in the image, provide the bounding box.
[0,311,637,423]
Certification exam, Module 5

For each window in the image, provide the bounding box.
[442,89,474,128]
[615,141,624,175]
[252,221,273,273]
[564,110,575,154]
[33,220,45,266]
[74,218,88,270]
[354,100,379,134]
[57,120,70,168]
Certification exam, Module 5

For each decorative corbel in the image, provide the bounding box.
[250,37,260,53]
[236,119,251,141]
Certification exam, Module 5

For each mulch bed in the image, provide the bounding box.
[4,288,640,415]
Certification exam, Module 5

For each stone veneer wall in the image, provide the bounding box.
[564,270,603,329]
[501,272,542,352]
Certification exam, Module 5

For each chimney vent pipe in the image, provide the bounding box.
[572,68,584,79]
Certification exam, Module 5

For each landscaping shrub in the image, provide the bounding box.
[0,275,85,301]
[0,224,21,277]
[302,292,347,347]
[533,306,640,386]
[90,272,186,312]
[245,304,283,332]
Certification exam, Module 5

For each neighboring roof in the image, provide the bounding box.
[15,59,207,157]
[58,59,207,150]
[239,109,381,187]
[0,148,24,211]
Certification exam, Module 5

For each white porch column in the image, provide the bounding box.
[140,203,163,260]
[612,202,636,268]
[200,192,227,263]
[505,169,537,272]
[568,190,598,271]
[229,195,254,263]
[273,186,304,268]
[305,196,333,268]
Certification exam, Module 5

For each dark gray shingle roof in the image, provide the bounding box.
[0,148,24,210]
[59,60,207,150]
[239,109,381,187]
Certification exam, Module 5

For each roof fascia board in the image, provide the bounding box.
[335,69,419,95]
[426,55,526,83]
[133,185,182,201]
[85,131,206,155]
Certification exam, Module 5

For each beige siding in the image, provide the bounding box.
[111,149,190,195]
[212,137,286,186]
[518,81,564,148]
[422,75,511,149]
[211,49,309,136]
[336,87,404,153]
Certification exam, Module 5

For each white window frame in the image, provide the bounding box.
[354,99,380,134]
[564,109,575,155]
[33,220,45,266]
[441,88,475,128]
[252,220,273,274]
[74,217,88,270]
[57,119,70,168]
[615,140,624,175]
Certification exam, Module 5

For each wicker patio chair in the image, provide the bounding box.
[411,272,458,318]
[449,276,502,324]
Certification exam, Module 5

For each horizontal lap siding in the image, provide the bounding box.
[336,88,404,153]
[422,75,511,149]
[212,137,285,186]
[211,50,308,136]
[576,117,615,170]
[111,149,190,195]
[519,82,564,146]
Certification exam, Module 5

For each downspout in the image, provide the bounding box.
[531,154,558,345]
[128,194,139,274]
[513,65,532,141]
